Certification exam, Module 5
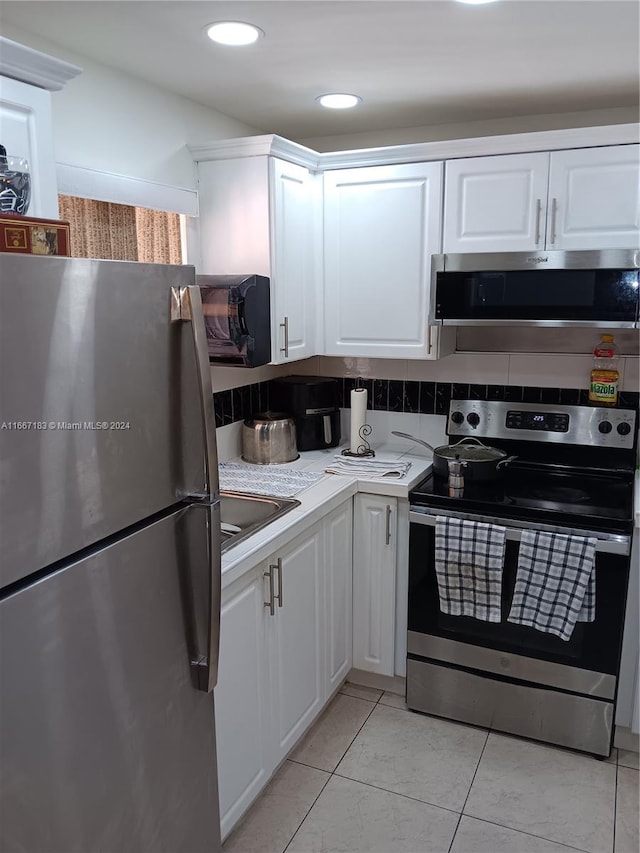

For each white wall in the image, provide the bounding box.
[2,24,262,189]
[299,106,639,152]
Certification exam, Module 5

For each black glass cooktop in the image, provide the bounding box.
[409,464,634,535]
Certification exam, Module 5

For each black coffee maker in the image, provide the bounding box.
[270,376,341,451]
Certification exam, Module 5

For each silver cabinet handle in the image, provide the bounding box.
[274,557,283,608]
[549,197,558,245]
[280,316,289,357]
[385,505,392,545]
[170,285,219,502]
[264,563,276,616]
[534,198,542,245]
[190,502,222,692]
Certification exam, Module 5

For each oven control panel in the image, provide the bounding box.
[448,400,637,449]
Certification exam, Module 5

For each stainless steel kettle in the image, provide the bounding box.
[241,412,299,465]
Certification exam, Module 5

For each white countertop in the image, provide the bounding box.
[220,444,432,588]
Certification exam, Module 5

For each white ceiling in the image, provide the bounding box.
[1,0,638,140]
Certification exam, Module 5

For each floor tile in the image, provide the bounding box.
[618,749,639,770]
[378,691,407,710]
[615,766,639,853]
[222,760,329,853]
[335,704,487,812]
[605,747,618,765]
[290,694,375,772]
[339,682,383,703]
[464,733,616,853]
[286,775,459,853]
[451,815,586,853]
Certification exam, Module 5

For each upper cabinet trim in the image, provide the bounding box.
[190,124,639,172]
[0,37,82,91]
[189,135,322,170]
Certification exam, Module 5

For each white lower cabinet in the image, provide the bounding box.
[352,494,398,676]
[325,501,354,693]
[215,570,272,839]
[215,500,353,839]
[269,528,324,761]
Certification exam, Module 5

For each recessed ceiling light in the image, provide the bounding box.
[317,94,362,110]
[456,0,500,5]
[205,21,263,46]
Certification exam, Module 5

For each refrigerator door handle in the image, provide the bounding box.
[190,502,222,692]
[171,284,219,502]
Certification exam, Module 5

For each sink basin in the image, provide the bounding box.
[219,491,300,553]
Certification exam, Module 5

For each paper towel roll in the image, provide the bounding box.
[350,388,368,453]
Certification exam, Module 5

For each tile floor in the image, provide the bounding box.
[222,683,639,853]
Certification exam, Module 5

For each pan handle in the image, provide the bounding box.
[391,431,436,454]
[496,455,518,470]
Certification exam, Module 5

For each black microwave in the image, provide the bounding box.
[431,249,639,328]
[197,274,271,366]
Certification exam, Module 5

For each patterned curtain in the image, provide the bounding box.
[58,195,182,264]
[135,206,182,264]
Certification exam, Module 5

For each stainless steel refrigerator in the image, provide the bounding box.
[0,254,222,852]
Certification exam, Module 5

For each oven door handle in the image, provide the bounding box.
[409,510,631,556]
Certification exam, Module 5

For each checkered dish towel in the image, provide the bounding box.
[435,516,506,622]
[507,530,597,642]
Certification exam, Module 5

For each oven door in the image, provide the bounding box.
[406,507,632,755]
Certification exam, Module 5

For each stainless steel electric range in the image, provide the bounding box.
[407,399,637,757]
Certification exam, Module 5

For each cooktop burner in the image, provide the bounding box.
[409,399,637,534]
[524,486,591,504]
[409,465,634,535]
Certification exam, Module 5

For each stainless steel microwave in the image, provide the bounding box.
[430,249,640,328]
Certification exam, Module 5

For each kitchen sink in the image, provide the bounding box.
[219,491,300,553]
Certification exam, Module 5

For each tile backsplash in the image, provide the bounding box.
[214,376,639,427]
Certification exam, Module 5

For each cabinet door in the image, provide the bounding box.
[353,495,397,676]
[547,145,640,250]
[0,76,58,219]
[269,159,317,363]
[270,524,324,761]
[323,162,443,359]
[443,152,550,253]
[215,570,272,839]
[325,501,353,695]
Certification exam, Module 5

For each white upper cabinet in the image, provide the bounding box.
[547,145,640,250]
[444,144,640,253]
[195,155,317,364]
[269,159,318,362]
[0,39,81,220]
[443,152,550,254]
[0,76,58,219]
[323,162,444,359]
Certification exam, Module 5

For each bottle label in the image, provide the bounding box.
[589,370,619,404]
[594,347,615,358]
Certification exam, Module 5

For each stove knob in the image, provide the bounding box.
[451,411,464,425]
[617,422,631,436]
[467,412,480,427]
[598,421,613,434]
